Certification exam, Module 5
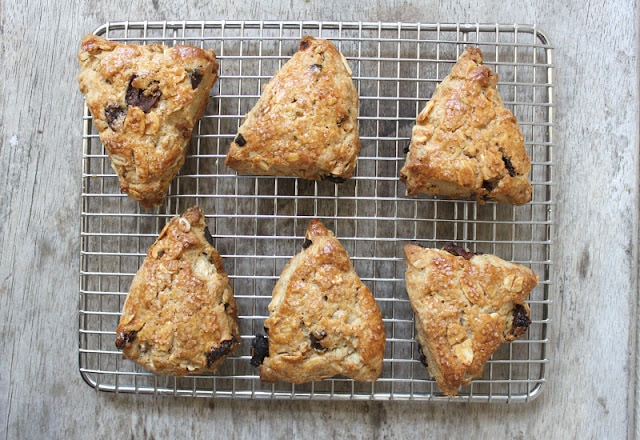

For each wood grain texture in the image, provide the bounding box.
[0,0,637,438]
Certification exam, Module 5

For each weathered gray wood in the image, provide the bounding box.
[0,1,637,438]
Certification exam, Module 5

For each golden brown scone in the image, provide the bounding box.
[250,219,385,383]
[115,206,239,376]
[225,36,360,183]
[400,47,532,205]
[403,243,538,395]
[78,34,218,208]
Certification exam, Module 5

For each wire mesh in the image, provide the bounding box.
[79,20,554,402]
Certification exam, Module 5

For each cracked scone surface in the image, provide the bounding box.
[403,243,538,395]
[115,206,239,376]
[257,219,385,383]
[78,35,218,208]
[400,47,532,205]
[225,36,361,182]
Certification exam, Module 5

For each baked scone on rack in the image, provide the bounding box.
[115,206,240,376]
[403,242,538,396]
[78,34,218,208]
[250,219,385,383]
[400,47,532,205]
[225,36,361,183]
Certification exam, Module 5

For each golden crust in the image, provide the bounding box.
[78,34,218,208]
[115,206,239,376]
[400,47,532,205]
[225,36,360,182]
[258,219,385,383]
[403,244,538,395]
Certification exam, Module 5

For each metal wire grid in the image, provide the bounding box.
[79,20,553,402]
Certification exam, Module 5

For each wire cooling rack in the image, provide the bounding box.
[79,20,554,402]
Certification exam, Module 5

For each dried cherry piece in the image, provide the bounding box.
[417,344,428,367]
[115,330,137,349]
[299,39,311,50]
[502,154,516,177]
[125,75,162,112]
[204,226,214,246]
[190,67,203,89]
[512,304,531,330]
[309,330,327,351]
[250,333,270,367]
[205,340,235,368]
[234,133,246,146]
[482,179,497,192]
[324,174,346,184]
[104,103,126,131]
[442,242,477,260]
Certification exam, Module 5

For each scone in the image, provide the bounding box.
[250,219,385,383]
[400,47,532,205]
[115,206,239,375]
[403,243,538,395]
[78,34,218,208]
[225,36,360,183]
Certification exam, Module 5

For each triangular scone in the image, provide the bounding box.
[403,243,538,395]
[78,35,218,208]
[400,47,532,205]
[251,219,385,383]
[225,36,360,183]
[115,206,239,375]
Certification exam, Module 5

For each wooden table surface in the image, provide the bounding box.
[1,1,638,438]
